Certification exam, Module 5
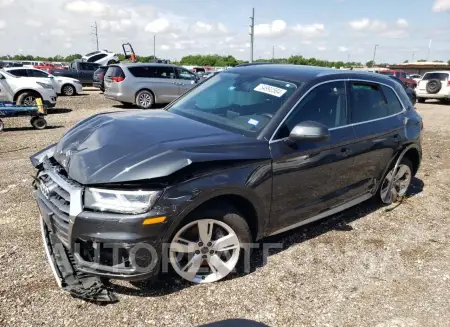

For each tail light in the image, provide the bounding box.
[447,81,450,86]
[98,73,104,79]
[111,76,125,82]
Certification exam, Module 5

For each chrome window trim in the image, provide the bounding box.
[269,78,407,144]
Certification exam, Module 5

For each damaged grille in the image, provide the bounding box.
[37,157,83,246]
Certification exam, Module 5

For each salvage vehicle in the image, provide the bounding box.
[0,69,57,107]
[82,50,119,66]
[5,67,82,96]
[31,65,422,302]
[415,71,450,103]
[104,63,199,108]
[49,60,100,85]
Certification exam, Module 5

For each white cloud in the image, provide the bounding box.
[292,23,325,38]
[100,19,132,32]
[396,18,408,28]
[65,1,108,15]
[254,20,287,37]
[381,30,409,39]
[25,19,42,27]
[64,42,72,49]
[0,0,14,7]
[50,29,65,36]
[338,46,349,52]
[317,46,327,51]
[349,18,387,31]
[433,0,450,12]
[278,45,286,51]
[160,44,170,50]
[188,21,228,35]
[0,20,6,29]
[145,17,171,34]
[56,18,69,26]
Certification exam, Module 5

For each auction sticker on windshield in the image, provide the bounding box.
[254,84,287,97]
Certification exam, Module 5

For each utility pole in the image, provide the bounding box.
[153,34,156,60]
[372,44,379,64]
[272,45,275,60]
[249,8,255,63]
[412,51,415,62]
[91,21,99,50]
[427,39,432,61]
[347,53,350,63]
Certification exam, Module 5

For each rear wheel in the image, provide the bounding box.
[417,98,425,103]
[135,90,154,109]
[30,117,47,130]
[379,158,413,204]
[16,92,41,106]
[169,206,252,283]
[62,84,75,96]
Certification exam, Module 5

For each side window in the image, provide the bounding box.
[381,85,404,115]
[88,54,107,62]
[176,67,196,80]
[11,69,29,77]
[128,66,153,78]
[154,66,175,79]
[399,72,407,79]
[349,82,389,123]
[29,69,48,78]
[276,81,347,139]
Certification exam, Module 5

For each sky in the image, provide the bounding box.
[0,0,449,63]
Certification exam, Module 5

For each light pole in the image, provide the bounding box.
[153,34,156,60]
[249,8,255,63]
[372,44,379,64]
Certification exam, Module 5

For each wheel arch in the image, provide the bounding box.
[13,89,43,102]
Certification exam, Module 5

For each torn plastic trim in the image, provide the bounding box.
[40,216,118,304]
[30,143,56,168]
[382,144,417,204]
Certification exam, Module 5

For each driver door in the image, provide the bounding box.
[269,80,360,234]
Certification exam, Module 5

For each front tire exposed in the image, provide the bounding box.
[16,91,40,106]
[135,90,154,109]
[169,205,252,283]
[378,158,413,204]
[62,84,75,96]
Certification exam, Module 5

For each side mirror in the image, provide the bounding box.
[288,121,330,143]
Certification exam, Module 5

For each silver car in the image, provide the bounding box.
[104,63,199,109]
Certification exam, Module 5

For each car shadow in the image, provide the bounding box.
[2,125,64,132]
[46,108,73,114]
[198,319,270,327]
[110,177,424,298]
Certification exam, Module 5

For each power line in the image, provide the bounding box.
[249,8,254,63]
[91,21,99,50]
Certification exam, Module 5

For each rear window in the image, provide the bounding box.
[422,73,449,81]
[105,66,125,78]
[127,66,175,79]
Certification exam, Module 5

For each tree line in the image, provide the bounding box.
[1,53,449,67]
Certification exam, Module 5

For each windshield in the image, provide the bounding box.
[168,72,298,137]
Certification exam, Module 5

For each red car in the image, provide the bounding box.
[379,70,417,88]
[34,62,58,73]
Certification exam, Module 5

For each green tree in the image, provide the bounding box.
[366,60,375,67]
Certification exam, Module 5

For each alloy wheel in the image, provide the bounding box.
[23,96,37,106]
[138,93,152,108]
[169,219,241,283]
[63,85,74,96]
[380,164,412,204]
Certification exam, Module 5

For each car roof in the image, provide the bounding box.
[423,71,450,74]
[116,63,178,68]
[226,64,399,86]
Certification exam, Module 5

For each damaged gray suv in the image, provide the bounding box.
[32,64,422,301]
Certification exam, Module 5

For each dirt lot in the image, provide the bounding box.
[0,91,449,327]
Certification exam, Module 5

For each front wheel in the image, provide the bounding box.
[135,90,154,109]
[16,92,40,106]
[30,117,47,130]
[169,206,252,283]
[379,158,413,204]
[62,84,75,96]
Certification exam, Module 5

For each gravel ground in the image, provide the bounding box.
[0,91,449,327]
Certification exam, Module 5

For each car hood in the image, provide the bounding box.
[48,110,270,184]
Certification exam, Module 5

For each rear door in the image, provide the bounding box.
[175,67,198,95]
[347,80,405,196]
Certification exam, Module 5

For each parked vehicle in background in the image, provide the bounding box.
[416,71,450,103]
[21,61,44,67]
[93,66,107,92]
[34,62,58,72]
[82,50,119,66]
[408,74,422,83]
[379,70,417,88]
[5,67,82,96]
[388,75,417,105]
[0,70,57,107]
[31,65,422,291]
[49,61,100,85]
[104,63,199,109]
[52,62,68,69]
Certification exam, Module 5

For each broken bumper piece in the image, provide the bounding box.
[40,217,118,304]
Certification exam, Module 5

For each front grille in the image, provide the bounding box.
[38,157,83,246]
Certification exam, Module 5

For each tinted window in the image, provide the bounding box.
[28,69,48,77]
[153,66,175,79]
[79,63,98,70]
[399,72,407,78]
[128,66,154,78]
[169,72,298,137]
[276,81,347,139]
[88,53,107,62]
[105,66,125,78]
[176,67,196,80]
[381,85,404,115]
[9,69,28,77]
[422,73,449,81]
[350,82,389,123]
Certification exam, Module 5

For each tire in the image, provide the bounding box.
[417,98,425,103]
[426,79,442,94]
[135,90,154,109]
[168,205,252,284]
[16,92,40,106]
[30,117,47,130]
[62,84,75,96]
[378,157,413,204]
[0,119,3,133]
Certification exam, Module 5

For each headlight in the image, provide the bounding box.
[74,80,82,85]
[36,82,53,89]
[84,188,162,214]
